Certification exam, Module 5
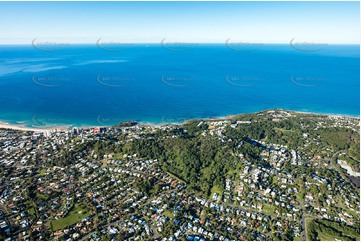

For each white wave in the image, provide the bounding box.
[23,65,67,73]
[3,58,62,64]
[73,59,127,66]
[0,64,67,76]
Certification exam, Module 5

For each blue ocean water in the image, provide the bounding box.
[0,44,359,128]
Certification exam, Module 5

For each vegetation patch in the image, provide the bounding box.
[27,207,36,215]
[339,153,360,172]
[262,203,276,216]
[37,168,48,176]
[163,210,175,218]
[293,236,302,241]
[210,185,222,198]
[307,218,360,241]
[36,192,48,201]
[51,203,90,231]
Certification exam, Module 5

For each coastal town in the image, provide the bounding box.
[0,110,359,241]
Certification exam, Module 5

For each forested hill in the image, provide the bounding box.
[107,109,359,196]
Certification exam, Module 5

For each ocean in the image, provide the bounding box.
[0,44,359,128]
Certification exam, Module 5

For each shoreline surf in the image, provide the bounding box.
[0,109,359,132]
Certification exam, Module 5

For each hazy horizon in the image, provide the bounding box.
[0,1,359,44]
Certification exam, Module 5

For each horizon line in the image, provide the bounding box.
[0,43,359,45]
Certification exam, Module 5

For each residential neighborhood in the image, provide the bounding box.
[0,110,359,241]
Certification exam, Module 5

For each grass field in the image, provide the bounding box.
[343,207,358,218]
[305,218,313,241]
[318,231,340,241]
[38,168,48,176]
[272,176,278,185]
[36,192,49,201]
[51,203,90,231]
[112,153,124,160]
[262,203,276,216]
[163,210,175,218]
[209,185,222,200]
[274,127,296,133]
[27,207,36,215]
[306,218,360,241]
[210,185,222,195]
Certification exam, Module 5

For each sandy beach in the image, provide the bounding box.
[0,109,358,133]
[294,110,360,119]
[0,122,69,134]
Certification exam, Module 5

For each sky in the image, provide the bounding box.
[0,1,359,44]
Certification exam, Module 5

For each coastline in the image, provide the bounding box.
[0,109,359,132]
[0,122,70,133]
[293,110,360,119]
